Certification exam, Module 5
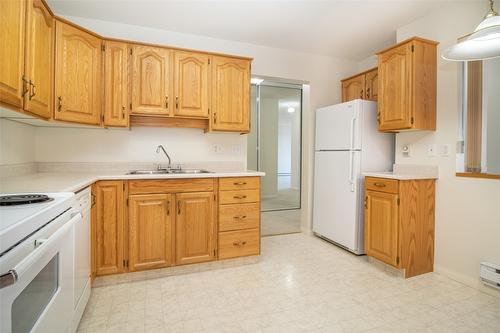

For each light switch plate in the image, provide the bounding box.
[427,144,438,157]
[402,144,411,157]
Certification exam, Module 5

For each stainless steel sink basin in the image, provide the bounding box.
[127,169,212,175]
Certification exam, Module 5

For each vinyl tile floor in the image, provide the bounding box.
[78,234,500,333]
[261,209,301,236]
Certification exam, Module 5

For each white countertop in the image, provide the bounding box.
[363,164,439,180]
[0,171,265,194]
[362,171,438,180]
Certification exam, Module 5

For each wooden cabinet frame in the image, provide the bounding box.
[341,67,377,103]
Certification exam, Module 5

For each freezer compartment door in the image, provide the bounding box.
[315,101,361,151]
[313,151,361,252]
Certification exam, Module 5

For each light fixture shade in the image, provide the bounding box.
[442,13,500,61]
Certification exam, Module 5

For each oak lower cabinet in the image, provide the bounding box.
[175,192,216,265]
[54,20,102,125]
[210,56,251,133]
[218,177,261,259]
[341,67,378,103]
[92,181,125,277]
[128,194,174,271]
[377,37,438,132]
[364,177,436,278]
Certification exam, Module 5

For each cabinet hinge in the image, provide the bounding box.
[213,194,216,201]
[411,45,415,52]
[126,198,129,206]
[123,182,125,191]
[396,256,400,265]
[129,103,132,110]
[410,117,414,125]
[101,44,105,52]
[213,249,216,256]
[101,114,105,123]
[130,48,132,55]
[397,197,400,206]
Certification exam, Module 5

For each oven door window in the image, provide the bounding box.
[11,254,59,333]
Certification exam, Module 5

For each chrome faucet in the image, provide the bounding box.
[156,145,172,170]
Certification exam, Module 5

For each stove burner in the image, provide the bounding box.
[0,194,53,206]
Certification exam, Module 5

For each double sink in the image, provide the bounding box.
[127,168,212,175]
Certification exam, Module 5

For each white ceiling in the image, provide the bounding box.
[47,0,478,60]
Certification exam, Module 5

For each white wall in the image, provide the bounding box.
[484,59,500,174]
[0,119,36,165]
[394,2,500,294]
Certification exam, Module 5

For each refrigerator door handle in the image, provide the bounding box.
[348,150,355,192]
[350,116,356,150]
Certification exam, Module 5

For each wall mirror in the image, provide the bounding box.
[457,58,500,178]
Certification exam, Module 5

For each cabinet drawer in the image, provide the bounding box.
[219,203,260,231]
[218,229,260,259]
[365,177,399,194]
[219,189,259,204]
[129,178,214,194]
[219,177,260,191]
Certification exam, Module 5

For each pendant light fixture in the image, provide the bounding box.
[442,0,500,61]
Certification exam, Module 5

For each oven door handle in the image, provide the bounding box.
[0,213,81,290]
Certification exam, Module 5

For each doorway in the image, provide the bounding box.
[248,81,302,235]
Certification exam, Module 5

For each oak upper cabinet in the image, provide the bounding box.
[364,68,378,102]
[131,45,171,115]
[341,74,365,102]
[341,67,378,103]
[365,190,399,267]
[54,20,102,125]
[103,41,129,127]
[0,0,26,109]
[173,51,209,118]
[377,37,438,132]
[128,194,174,271]
[24,0,54,119]
[364,177,436,278]
[93,181,125,276]
[211,56,251,133]
[176,192,216,265]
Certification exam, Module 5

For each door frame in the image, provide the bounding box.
[250,80,303,212]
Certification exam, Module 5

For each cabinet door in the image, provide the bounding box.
[173,51,209,118]
[24,0,54,119]
[211,56,250,132]
[365,190,399,267]
[131,45,170,115]
[104,41,129,127]
[176,192,216,265]
[54,21,102,125]
[129,194,174,271]
[378,43,413,131]
[365,68,378,102]
[0,0,25,108]
[94,181,125,276]
[341,74,365,102]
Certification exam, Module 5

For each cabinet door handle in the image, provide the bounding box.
[175,96,179,109]
[366,88,370,99]
[29,81,36,100]
[360,89,363,99]
[373,183,386,188]
[166,201,170,216]
[57,96,62,111]
[233,195,247,199]
[232,241,247,247]
[213,112,217,124]
[22,76,29,97]
[177,200,181,215]
[377,112,381,124]
[165,96,169,109]
[233,182,247,185]
[234,215,247,220]
[364,196,368,209]
[122,106,125,118]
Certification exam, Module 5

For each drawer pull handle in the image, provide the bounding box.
[233,182,247,185]
[233,241,247,247]
[373,183,386,188]
[234,195,247,199]
[234,215,247,220]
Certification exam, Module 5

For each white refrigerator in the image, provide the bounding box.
[313,99,394,254]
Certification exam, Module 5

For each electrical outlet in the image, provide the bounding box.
[402,144,411,157]
[426,144,437,157]
[212,144,223,154]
